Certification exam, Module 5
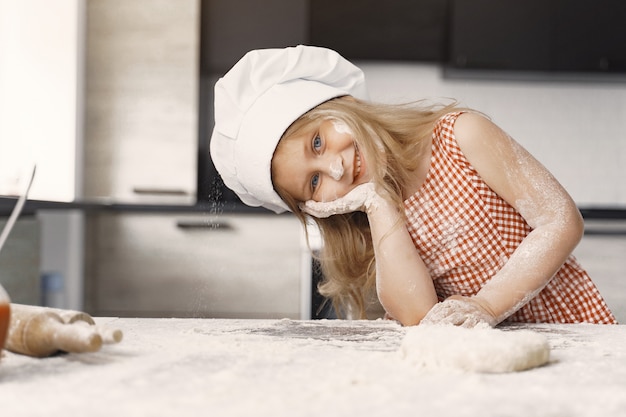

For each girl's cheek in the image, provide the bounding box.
[319,182,354,203]
[318,183,347,203]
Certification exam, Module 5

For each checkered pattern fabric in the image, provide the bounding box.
[404,112,617,324]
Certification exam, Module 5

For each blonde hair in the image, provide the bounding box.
[272,96,462,318]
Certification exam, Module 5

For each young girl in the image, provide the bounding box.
[211,45,617,327]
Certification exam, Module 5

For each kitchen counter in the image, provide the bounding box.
[0,196,265,216]
[1,318,625,416]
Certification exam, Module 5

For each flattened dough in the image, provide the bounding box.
[400,324,550,373]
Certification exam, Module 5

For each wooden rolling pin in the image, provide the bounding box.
[44,306,95,325]
[10,304,123,344]
[7,304,103,357]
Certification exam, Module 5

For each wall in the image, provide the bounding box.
[359,63,626,206]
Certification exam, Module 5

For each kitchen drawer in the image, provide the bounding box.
[84,212,302,318]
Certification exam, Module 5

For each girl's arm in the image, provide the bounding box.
[303,184,438,325]
[432,112,584,325]
[367,193,438,325]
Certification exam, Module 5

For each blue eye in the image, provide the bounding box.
[312,135,322,152]
[311,173,320,190]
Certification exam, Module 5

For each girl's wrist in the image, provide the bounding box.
[467,295,500,325]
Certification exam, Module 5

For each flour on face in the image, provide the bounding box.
[330,119,353,136]
[329,156,344,181]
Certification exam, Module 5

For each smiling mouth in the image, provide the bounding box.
[354,143,362,181]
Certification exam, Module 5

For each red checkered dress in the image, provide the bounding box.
[404,112,617,324]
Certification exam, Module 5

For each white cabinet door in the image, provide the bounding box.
[0,1,82,202]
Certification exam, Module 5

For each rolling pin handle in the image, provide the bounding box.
[50,320,103,354]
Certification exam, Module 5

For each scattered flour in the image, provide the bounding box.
[400,324,550,373]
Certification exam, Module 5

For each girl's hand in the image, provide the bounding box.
[303,181,439,326]
[420,295,498,328]
[300,182,383,218]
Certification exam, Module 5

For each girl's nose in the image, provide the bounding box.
[328,156,344,181]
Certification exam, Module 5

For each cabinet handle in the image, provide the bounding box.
[133,187,189,196]
[176,220,233,230]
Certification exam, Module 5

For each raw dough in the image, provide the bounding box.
[400,324,550,373]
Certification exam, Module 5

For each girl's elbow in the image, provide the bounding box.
[389,310,421,326]
[400,316,423,327]
[547,203,584,244]
[388,312,422,327]
[567,207,585,243]
[383,304,429,327]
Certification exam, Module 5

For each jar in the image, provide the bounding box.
[0,284,10,353]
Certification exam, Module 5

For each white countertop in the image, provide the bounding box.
[1,318,625,417]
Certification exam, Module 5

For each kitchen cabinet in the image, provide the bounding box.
[84,0,199,204]
[84,212,302,318]
[0,1,82,203]
[82,1,303,319]
[309,0,448,62]
[449,0,626,73]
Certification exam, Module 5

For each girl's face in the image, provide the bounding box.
[272,118,370,204]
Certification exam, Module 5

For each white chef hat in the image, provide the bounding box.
[210,45,368,213]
